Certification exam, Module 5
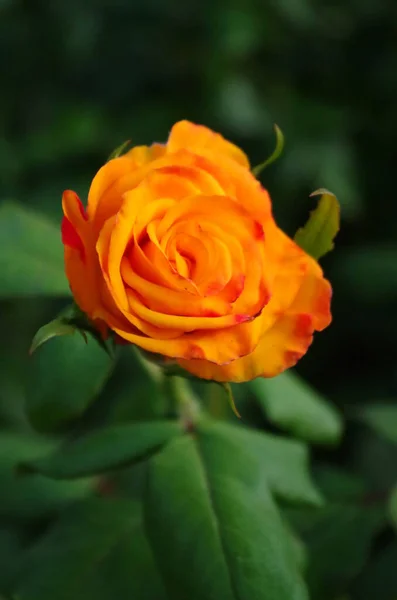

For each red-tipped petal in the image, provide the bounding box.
[61,216,85,260]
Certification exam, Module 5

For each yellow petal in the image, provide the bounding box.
[167,120,250,168]
[126,289,248,332]
[88,158,153,235]
[177,311,316,382]
[121,258,231,317]
[177,253,332,382]
[125,143,166,165]
[113,315,261,365]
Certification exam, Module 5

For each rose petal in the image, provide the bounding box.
[61,217,85,258]
[112,315,261,365]
[121,258,231,317]
[126,289,250,332]
[125,143,166,165]
[176,311,314,382]
[177,258,332,382]
[167,120,250,168]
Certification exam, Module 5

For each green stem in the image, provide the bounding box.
[165,376,201,430]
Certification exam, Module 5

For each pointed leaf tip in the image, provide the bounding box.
[252,124,285,177]
[29,320,76,355]
[107,140,131,161]
[29,303,114,358]
[294,189,340,261]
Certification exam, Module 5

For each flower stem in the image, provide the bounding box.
[165,375,201,430]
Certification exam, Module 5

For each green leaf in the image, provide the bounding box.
[294,189,340,260]
[145,435,308,600]
[72,522,167,600]
[15,498,162,600]
[26,332,114,433]
[20,421,183,479]
[281,518,307,574]
[0,202,69,297]
[0,433,92,521]
[290,467,386,597]
[285,468,384,600]
[197,419,322,506]
[252,124,285,176]
[354,403,397,444]
[250,371,343,445]
[293,503,384,600]
[313,465,368,502]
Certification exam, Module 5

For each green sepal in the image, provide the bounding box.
[252,124,285,177]
[107,140,131,161]
[30,303,113,358]
[217,382,241,418]
[294,189,340,261]
[29,319,79,355]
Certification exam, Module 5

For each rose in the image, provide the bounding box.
[61,120,331,382]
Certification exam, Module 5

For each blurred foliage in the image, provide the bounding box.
[1,0,397,598]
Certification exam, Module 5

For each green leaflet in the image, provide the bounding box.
[16,498,165,600]
[250,371,343,446]
[145,434,308,600]
[294,189,340,260]
[20,421,183,479]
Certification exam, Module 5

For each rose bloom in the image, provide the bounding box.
[62,121,331,382]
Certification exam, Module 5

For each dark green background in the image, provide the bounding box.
[1,1,397,599]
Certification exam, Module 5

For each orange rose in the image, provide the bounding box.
[61,121,331,382]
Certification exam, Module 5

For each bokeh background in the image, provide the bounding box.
[2,1,397,599]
